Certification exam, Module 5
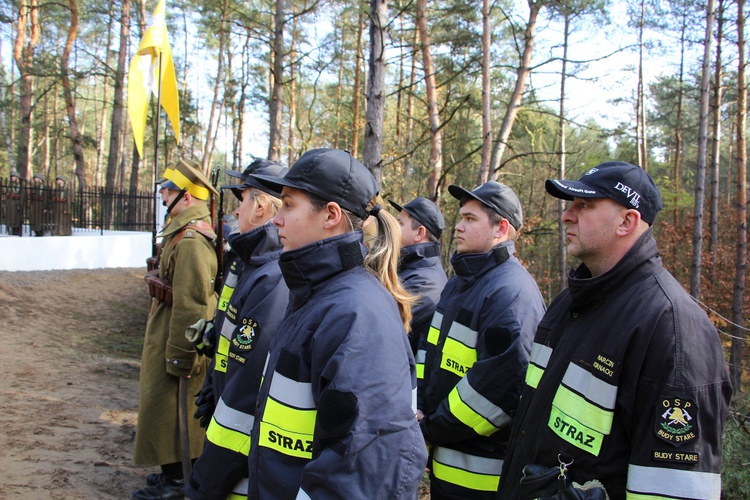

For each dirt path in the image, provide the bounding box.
[0,268,152,499]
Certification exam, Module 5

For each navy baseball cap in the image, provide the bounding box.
[388,197,445,239]
[252,148,378,220]
[448,181,523,230]
[545,161,663,225]
[223,159,286,201]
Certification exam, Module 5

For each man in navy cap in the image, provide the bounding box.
[498,162,732,499]
[388,197,448,359]
[418,181,545,499]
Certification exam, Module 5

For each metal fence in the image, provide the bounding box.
[0,177,155,236]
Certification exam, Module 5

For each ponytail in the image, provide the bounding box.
[361,198,415,332]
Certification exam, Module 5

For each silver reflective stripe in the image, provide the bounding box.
[431,311,443,328]
[627,464,721,498]
[456,377,511,428]
[221,317,236,340]
[446,321,478,348]
[231,477,249,496]
[225,272,239,287]
[416,349,426,364]
[562,363,617,410]
[269,371,316,409]
[412,387,418,414]
[434,446,503,474]
[295,488,312,500]
[529,342,552,368]
[213,397,255,434]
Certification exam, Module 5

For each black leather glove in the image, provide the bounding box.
[193,383,215,428]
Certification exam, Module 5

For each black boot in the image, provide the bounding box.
[145,473,165,486]
[130,477,185,500]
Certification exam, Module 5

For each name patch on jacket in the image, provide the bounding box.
[655,397,698,446]
[591,353,620,382]
[652,449,699,464]
[232,318,259,351]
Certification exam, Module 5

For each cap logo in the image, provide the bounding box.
[614,182,641,208]
[553,179,596,196]
[584,168,599,175]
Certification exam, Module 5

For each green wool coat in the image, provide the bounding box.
[134,203,218,467]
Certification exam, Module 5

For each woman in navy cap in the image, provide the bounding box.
[247,148,427,499]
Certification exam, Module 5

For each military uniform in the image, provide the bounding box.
[133,160,220,500]
[134,202,218,466]
[29,174,49,236]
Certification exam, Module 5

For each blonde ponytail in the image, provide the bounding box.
[361,199,415,332]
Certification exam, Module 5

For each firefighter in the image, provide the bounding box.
[498,162,732,499]
[418,181,546,499]
[246,148,427,499]
[186,160,289,500]
[132,159,218,500]
[387,196,447,359]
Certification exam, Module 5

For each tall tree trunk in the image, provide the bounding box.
[402,27,417,196]
[43,90,50,178]
[415,0,442,200]
[267,0,285,162]
[730,0,747,393]
[557,13,570,292]
[362,0,387,185]
[709,0,724,284]
[106,0,129,189]
[95,0,115,187]
[690,0,716,300]
[480,0,492,183]
[13,0,40,179]
[486,0,540,182]
[351,8,365,158]
[235,33,252,170]
[636,0,649,171]
[334,18,345,149]
[202,0,229,172]
[287,13,298,167]
[673,10,686,188]
[61,0,86,189]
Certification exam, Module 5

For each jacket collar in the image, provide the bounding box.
[226,221,283,267]
[279,231,366,307]
[399,241,442,271]
[159,204,211,238]
[450,240,514,290]
[568,227,662,312]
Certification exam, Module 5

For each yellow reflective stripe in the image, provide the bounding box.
[548,405,604,456]
[626,494,677,500]
[206,415,252,455]
[626,464,721,499]
[553,385,614,434]
[416,363,424,379]
[432,447,502,492]
[427,312,443,345]
[218,283,235,312]
[440,337,477,377]
[448,386,498,436]
[525,363,544,389]
[427,326,440,345]
[215,335,229,373]
[263,396,316,433]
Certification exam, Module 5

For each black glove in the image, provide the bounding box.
[193,383,215,428]
[185,319,215,357]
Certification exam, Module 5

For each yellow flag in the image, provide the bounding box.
[127,0,181,158]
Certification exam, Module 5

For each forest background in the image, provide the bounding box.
[2,0,750,488]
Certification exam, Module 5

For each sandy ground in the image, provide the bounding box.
[0,268,152,499]
[0,268,431,499]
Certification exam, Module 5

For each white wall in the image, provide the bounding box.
[0,230,152,271]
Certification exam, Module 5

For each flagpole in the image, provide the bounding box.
[151,52,163,257]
